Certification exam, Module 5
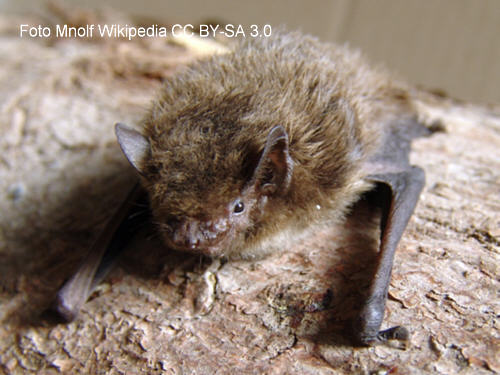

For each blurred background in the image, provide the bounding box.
[1,0,499,105]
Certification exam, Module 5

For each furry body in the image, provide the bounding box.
[137,32,415,258]
[55,31,429,345]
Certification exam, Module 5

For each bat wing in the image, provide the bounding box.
[51,183,149,321]
[355,117,430,346]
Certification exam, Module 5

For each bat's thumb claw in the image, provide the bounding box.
[42,294,79,324]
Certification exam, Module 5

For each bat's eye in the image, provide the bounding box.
[233,200,245,214]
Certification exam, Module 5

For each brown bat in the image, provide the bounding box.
[53,31,435,346]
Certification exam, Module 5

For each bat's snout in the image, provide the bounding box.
[167,217,230,253]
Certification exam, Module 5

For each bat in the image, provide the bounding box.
[51,30,435,346]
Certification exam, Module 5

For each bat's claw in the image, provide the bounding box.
[377,325,409,342]
[45,294,79,323]
[39,298,77,325]
[357,325,410,349]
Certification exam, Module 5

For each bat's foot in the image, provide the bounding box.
[377,325,409,342]
[357,325,409,348]
[355,293,410,348]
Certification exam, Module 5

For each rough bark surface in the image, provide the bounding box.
[0,9,498,375]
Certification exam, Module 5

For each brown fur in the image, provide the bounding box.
[137,31,416,258]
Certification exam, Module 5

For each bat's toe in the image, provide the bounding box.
[355,325,410,348]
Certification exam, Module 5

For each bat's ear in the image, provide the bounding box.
[115,123,150,175]
[252,125,294,196]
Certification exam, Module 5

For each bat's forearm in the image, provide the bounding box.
[52,183,148,321]
[356,166,425,346]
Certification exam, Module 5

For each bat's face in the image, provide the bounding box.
[152,184,266,257]
[116,123,293,258]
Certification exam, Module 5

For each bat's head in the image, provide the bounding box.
[113,33,372,257]
[115,122,293,257]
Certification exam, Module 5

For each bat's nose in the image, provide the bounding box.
[172,221,201,249]
[185,237,200,250]
[170,217,228,252]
